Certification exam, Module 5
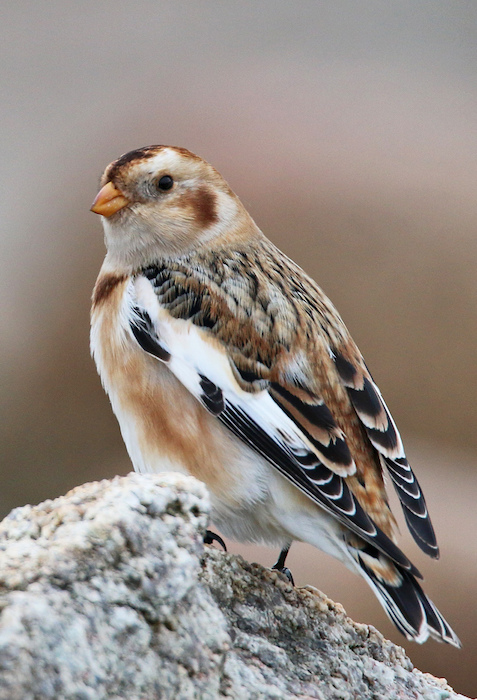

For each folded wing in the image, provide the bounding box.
[128,277,422,576]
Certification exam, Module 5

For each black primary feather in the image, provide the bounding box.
[333,351,439,558]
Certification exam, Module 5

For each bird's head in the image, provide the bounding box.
[91,145,253,269]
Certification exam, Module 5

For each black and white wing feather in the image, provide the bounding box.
[332,351,439,558]
[129,275,421,577]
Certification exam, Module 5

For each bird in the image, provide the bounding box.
[90,144,460,647]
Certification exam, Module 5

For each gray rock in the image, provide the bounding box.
[0,473,469,700]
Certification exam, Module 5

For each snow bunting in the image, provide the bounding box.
[90,145,459,646]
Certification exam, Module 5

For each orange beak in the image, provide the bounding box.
[90,182,130,217]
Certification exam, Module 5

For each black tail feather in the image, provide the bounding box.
[354,548,460,647]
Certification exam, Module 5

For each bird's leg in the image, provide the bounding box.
[271,544,294,585]
[203,529,227,551]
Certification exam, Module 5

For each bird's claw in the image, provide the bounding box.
[204,529,227,551]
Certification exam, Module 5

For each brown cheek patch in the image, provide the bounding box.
[92,273,127,309]
[189,184,219,227]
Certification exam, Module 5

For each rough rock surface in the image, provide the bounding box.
[0,473,469,700]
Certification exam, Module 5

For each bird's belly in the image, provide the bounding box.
[207,464,349,566]
[102,346,270,507]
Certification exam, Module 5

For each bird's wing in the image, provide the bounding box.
[127,269,427,574]
[332,350,438,558]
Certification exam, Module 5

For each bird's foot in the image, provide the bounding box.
[271,545,294,585]
[203,529,227,551]
[272,564,295,585]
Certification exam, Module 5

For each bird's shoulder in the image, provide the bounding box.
[140,238,356,384]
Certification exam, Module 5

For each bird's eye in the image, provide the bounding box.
[157,175,174,191]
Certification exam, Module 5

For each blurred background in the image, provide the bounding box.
[1,2,476,695]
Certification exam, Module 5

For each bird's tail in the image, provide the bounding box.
[347,540,460,647]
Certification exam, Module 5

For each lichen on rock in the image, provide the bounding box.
[0,473,468,700]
